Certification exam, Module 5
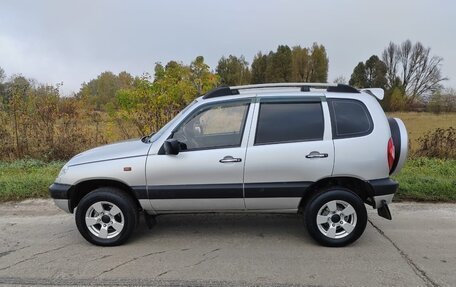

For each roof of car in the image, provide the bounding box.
[201,83,384,101]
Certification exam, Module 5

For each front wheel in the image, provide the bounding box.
[304,188,367,247]
[75,187,138,246]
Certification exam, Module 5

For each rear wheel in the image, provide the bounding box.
[75,187,138,246]
[304,188,367,247]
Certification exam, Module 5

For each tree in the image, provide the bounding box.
[216,55,250,86]
[308,43,328,82]
[291,46,309,82]
[382,40,447,103]
[114,57,219,136]
[290,43,329,83]
[0,67,5,99]
[78,71,134,110]
[349,55,387,89]
[5,75,31,156]
[333,75,347,84]
[428,88,456,113]
[251,52,268,84]
[265,45,292,82]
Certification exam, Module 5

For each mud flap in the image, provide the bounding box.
[144,213,157,229]
[377,200,392,220]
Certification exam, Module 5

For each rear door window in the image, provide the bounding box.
[328,99,373,139]
[255,101,324,145]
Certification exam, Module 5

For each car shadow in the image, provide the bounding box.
[130,212,312,244]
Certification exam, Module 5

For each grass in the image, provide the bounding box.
[0,160,64,202]
[388,112,456,152]
[393,157,456,202]
[0,157,455,203]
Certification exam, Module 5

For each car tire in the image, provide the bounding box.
[75,187,138,246]
[304,188,367,247]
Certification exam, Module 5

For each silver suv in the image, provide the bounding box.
[50,83,408,247]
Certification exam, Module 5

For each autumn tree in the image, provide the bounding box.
[216,55,250,86]
[307,43,329,82]
[382,40,447,103]
[291,43,329,82]
[78,71,134,110]
[114,57,219,136]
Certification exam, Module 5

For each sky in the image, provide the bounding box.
[0,0,455,95]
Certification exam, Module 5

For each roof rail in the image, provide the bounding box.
[202,83,360,99]
[231,83,360,93]
[202,86,240,99]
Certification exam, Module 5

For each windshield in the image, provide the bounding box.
[148,100,198,142]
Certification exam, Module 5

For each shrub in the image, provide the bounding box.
[415,127,456,159]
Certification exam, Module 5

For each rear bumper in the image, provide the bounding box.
[49,183,72,213]
[367,178,398,208]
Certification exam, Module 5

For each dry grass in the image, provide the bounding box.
[388,112,456,152]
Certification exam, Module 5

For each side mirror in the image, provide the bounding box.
[163,139,181,155]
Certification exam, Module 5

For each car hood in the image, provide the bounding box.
[67,139,151,166]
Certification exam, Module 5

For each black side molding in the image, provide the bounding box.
[49,183,72,199]
[367,178,398,196]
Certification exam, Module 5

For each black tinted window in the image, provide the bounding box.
[328,99,373,139]
[255,102,324,145]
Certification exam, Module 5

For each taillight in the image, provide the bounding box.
[387,137,395,171]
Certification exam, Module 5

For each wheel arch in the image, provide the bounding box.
[69,179,141,213]
[299,176,374,212]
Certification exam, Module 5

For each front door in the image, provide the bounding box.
[146,100,253,211]
[243,97,334,210]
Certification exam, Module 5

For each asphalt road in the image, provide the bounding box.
[0,200,455,287]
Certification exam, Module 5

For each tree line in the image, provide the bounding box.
[0,40,453,160]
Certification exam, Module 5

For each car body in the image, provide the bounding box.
[50,83,408,246]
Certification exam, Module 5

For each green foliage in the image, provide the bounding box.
[382,86,406,111]
[251,52,268,84]
[78,71,134,110]
[216,55,250,86]
[113,56,219,136]
[266,45,292,82]
[251,43,328,84]
[393,157,456,201]
[0,160,64,202]
[349,55,387,89]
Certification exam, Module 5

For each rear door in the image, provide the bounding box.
[243,96,334,210]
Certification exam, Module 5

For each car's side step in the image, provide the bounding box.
[377,200,392,220]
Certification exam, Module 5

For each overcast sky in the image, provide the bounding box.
[1,0,454,95]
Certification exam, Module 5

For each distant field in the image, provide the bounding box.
[388,112,456,152]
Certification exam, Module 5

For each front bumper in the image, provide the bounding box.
[367,178,399,208]
[49,183,72,213]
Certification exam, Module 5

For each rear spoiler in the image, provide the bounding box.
[361,88,384,100]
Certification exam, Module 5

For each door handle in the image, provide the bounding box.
[219,156,242,163]
[305,151,328,159]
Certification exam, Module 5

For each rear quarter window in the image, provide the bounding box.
[328,99,373,139]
